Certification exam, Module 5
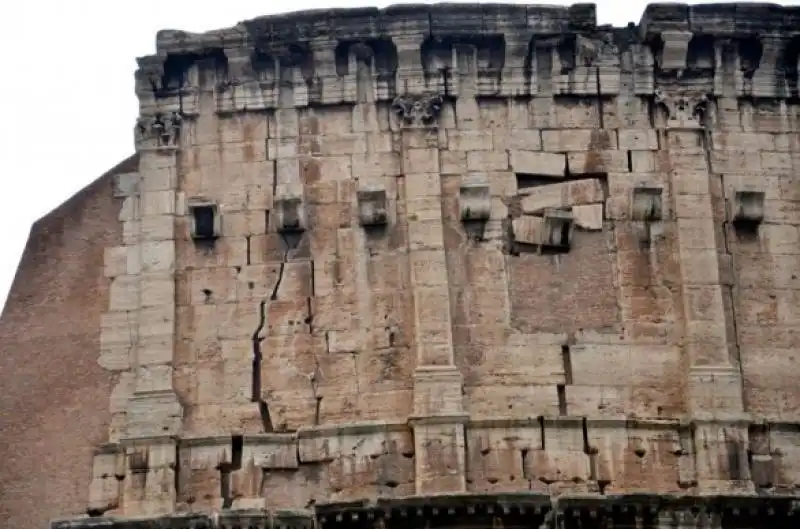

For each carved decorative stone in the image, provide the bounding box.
[654,89,709,129]
[729,189,765,225]
[135,112,183,148]
[631,185,664,221]
[391,93,444,128]
[459,174,492,222]
[576,34,619,67]
[357,187,388,227]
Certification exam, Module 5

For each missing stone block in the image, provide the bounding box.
[459,174,492,222]
[189,200,220,241]
[631,185,663,222]
[729,189,765,232]
[274,193,307,234]
[357,188,389,227]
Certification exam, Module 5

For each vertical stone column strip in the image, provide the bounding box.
[125,115,183,439]
[394,92,467,494]
[101,111,184,517]
[643,13,749,493]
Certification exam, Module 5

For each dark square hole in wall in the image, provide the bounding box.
[192,205,217,240]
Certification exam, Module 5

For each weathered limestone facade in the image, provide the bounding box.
[5,2,800,528]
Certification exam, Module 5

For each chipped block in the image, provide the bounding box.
[273,186,307,233]
[572,203,604,230]
[520,178,605,213]
[459,173,491,222]
[729,189,765,225]
[631,185,664,221]
[513,209,574,249]
[510,150,565,178]
[512,215,546,245]
[357,187,388,227]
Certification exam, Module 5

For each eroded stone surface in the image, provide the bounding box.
[4,3,800,529]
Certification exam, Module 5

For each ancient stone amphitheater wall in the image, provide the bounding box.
[50,2,800,528]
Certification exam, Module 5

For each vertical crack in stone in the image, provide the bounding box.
[250,245,289,433]
[219,435,243,509]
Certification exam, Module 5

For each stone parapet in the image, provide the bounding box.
[133,3,800,118]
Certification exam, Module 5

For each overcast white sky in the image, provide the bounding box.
[0,0,795,311]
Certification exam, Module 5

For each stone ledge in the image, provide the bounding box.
[50,494,800,529]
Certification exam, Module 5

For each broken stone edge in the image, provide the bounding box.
[149,3,800,56]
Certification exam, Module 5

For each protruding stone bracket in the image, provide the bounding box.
[222,47,254,84]
[391,93,444,128]
[135,112,183,150]
[631,185,664,222]
[655,30,693,75]
[274,186,307,234]
[188,198,221,241]
[654,89,709,129]
[631,184,664,245]
[729,189,765,229]
[459,173,492,223]
[357,186,389,227]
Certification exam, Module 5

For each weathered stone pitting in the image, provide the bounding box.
[5,3,800,529]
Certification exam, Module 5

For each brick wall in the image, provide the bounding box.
[0,156,133,529]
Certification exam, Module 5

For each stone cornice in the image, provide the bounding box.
[50,494,800,529]
[132,2,800,118]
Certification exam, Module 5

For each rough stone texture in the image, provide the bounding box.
[4,2,800,529]
[0,156,136,529]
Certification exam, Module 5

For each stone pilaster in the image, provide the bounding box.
[646,20,750,494]
[395,92,467,494]
[118,115,184,442]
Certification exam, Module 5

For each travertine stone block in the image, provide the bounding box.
[458,173,491,221]
[568,150,629,174]
[512,215,546,245]
[572,204,603,230]
[510,150,566,177]
[466,150,509,172]
[446,130,492,152]
[542,129,618,152]
[141,190,176,216]
[114,172,140,198]
[357,187,389,226]
[512,210,574,249]
[617,129,659,150]
[519,179,605,213]
[273,186,307,233]
[493,129,542,151]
